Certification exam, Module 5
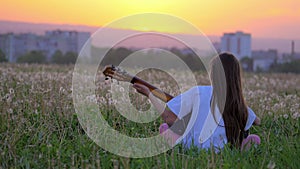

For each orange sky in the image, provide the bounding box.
[1,0,300,38]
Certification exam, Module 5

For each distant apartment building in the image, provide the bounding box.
[0,30,90,62]
[252,49,278,71]
[221,31,251,60]
[0,33,14,62]
[45,30,90,59]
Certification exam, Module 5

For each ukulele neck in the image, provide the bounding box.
[130,76,174,103]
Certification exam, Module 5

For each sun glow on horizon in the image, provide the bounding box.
[1,0,300,38]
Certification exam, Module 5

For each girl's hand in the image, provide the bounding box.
[133,83,150,97]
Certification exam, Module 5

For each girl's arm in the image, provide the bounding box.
[133,83,178,126]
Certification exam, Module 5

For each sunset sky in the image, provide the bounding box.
[1,0,300,39]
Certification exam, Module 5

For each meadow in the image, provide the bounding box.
[0,63,299,168]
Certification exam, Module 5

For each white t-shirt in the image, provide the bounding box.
[167,86,257,150]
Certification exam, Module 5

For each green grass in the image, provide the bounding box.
[0,64,299,168]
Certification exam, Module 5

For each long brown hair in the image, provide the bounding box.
[210,52,248,148]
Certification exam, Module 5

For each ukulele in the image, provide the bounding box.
[102,65,174,103]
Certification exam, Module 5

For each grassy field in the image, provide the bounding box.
[0,64,299,168]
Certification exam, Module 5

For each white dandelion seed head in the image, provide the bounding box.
[292,112,299,120]
[119,86,125,93]
[9,88,14,94]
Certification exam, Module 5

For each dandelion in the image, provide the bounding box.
[290,108,295,113]
[292,112,299,120]
[97,96,106,104]
[105,92,112,98]
[8,108,13,114]
[86,95,97,103]
[5,93,12,103]
[119,86,125,92]
[9,88,14,94]
[59,87,65,94]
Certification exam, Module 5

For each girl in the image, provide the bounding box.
[133,52,261,151]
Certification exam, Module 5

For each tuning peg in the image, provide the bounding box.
[111,64,115,71]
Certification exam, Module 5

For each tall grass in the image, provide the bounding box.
[0,64,299,168]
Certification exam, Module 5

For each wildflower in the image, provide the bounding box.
[119,86,125,92]
[292,112,299,120]
[283,114,288,119]
[5,93,12,103]
[59,87,65,94]
[9,88,14,94]
[105,92,112,98]
[97,96,106,104]
[86,95,97,103]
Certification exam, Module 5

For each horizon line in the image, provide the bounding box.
[1,19,300,40]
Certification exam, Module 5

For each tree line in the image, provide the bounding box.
[0,49,77,64]
[269,59,300,73]
[94,47,206,72]
[1,48,300,73]
[240,56,300,74]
